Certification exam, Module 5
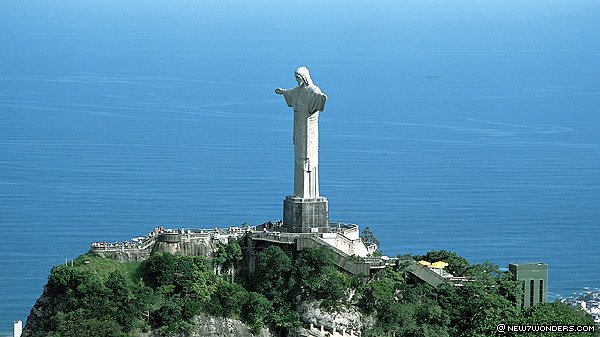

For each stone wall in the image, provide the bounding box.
[90,229,247,262]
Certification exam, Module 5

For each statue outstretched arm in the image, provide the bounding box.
[276,87,295,108]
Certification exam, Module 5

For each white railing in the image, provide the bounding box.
[308,323,361,337]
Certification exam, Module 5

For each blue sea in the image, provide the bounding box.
[1,0,599,335]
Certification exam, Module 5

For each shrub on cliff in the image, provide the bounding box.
[31,254,151,337]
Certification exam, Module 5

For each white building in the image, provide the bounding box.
[13,320,22,337]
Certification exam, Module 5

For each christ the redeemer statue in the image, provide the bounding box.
[276,67,329,233]
[275,66,327,199]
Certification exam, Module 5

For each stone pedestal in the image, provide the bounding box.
[282,196,329,233]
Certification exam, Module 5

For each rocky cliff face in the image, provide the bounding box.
[137,314,277,337]
[22,285,64,337]
[298,300,363,332]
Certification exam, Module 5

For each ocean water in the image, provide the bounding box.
[1,0,599,334]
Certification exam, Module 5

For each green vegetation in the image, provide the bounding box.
[361,226,381,256]
[416,250,470,276]
[32,242,355,337]
[31,242,596,337]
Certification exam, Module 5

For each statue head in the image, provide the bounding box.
[294,67,313,87]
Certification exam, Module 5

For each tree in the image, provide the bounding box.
[54,310,126,337]
[208,280,248,318]
[361,270,452,337]
[105,269,139,328]
[150,294,184,330]
[292,247,335,298]
[213,241,242,282]
[361,226,381,256]
[241,292,273,334]
[252,245,293,304]
[520,302,596,337]
[47,265,71,295]
[190,267,218,304]
[360,268,405,314]
[453,282,518,337]
[141,253,176,287]
[66,269,111,318]
[419,250,470,276]
[224,241,242,282]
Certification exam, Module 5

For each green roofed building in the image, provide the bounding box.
[509,262,548,311]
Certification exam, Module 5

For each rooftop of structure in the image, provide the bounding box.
[90,222,361,248]
[509,262,548,267]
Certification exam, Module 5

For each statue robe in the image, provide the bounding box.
[282,84,327,199]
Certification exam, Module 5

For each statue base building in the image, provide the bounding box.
[282,196,329,233]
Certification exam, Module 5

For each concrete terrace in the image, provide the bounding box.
[90,222,464,287]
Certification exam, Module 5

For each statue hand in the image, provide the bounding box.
[275,88,284,95]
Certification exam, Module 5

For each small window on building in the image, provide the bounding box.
[530,279,535,306]
[539,279,544,303]
[521,282,525,310]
